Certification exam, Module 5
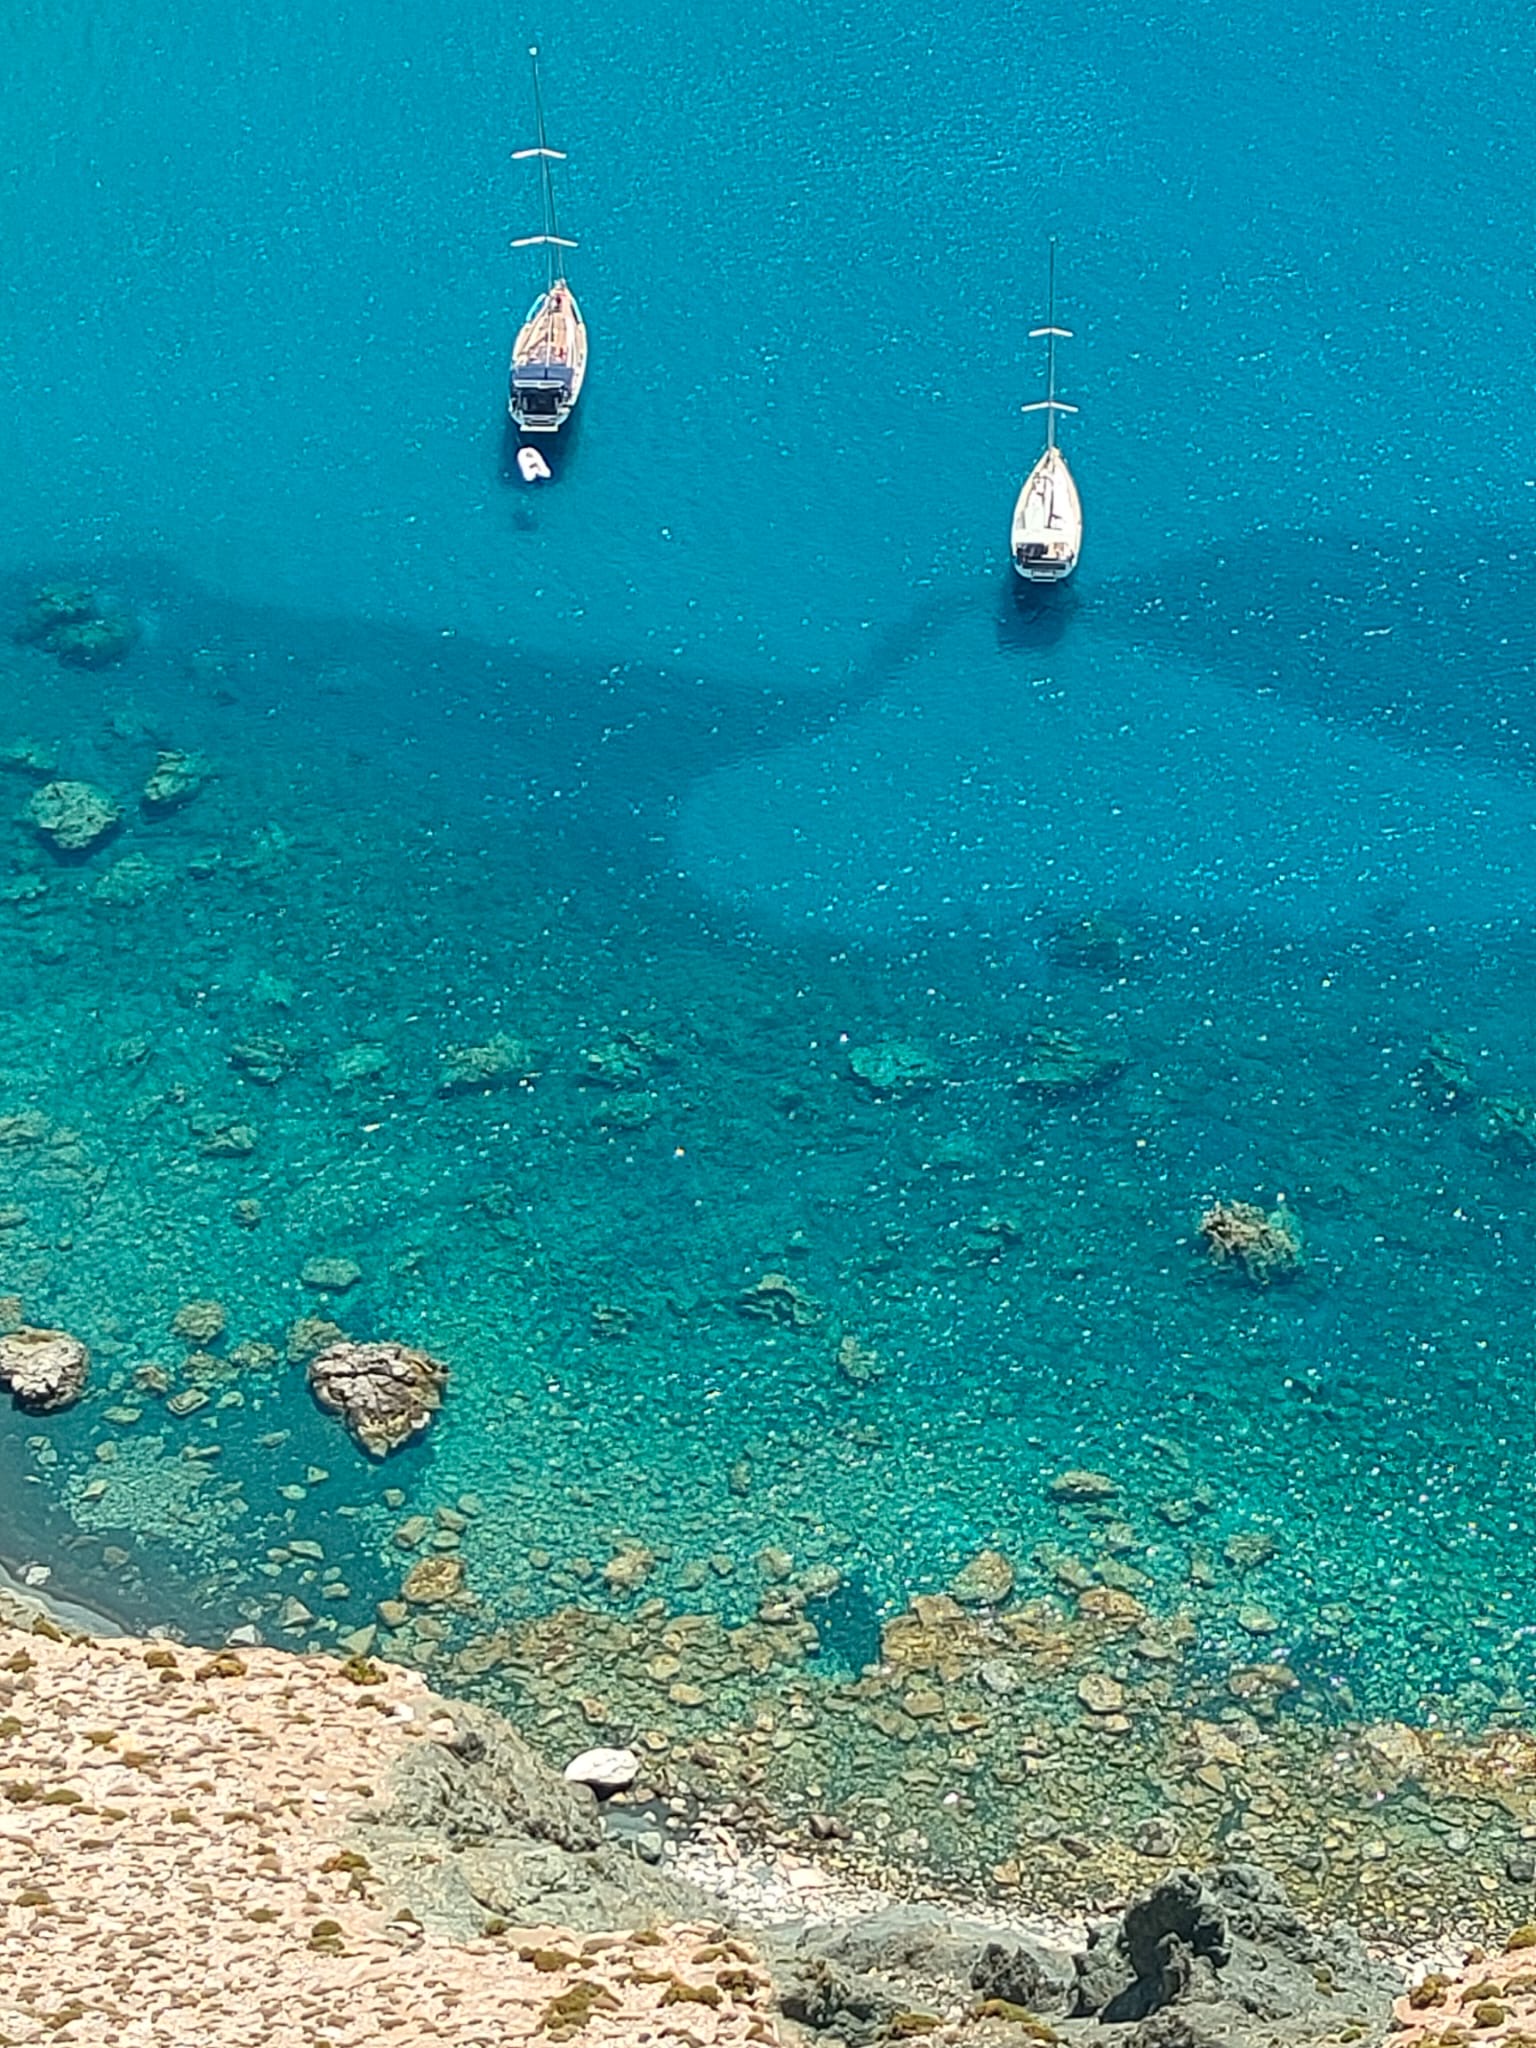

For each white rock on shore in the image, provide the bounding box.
[563,1745,641,1795]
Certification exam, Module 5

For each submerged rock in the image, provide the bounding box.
[92,852,169,907]
[1013,1025,1126,1095]
[400,1554,465,1605]
[286,1316,344,1363]
[1198,1200,1302,1283]
[437,1033,537,1096]
[300,1256,363,1293]
[228,1033,296,1085]
[1049,911,1132,972]
[947,1549,1015,1607]
[848,1039,942,1093]
[1047,1468,1120,1503]
[0,1325,89,1412]
[737,1271,821,1328]
[1418,1031,1478,1106]
[1484,1093,1536,1161]
[195,1119,257,1158]
[0,1111,52,1148]
[308,1338,448,1457]
[141,749,211,814]
[53,614,138,667]
[836,1333,883,1385]
[15,583,96,643]
[251,969,296,1008]
[25,779,122,856]
[580,1029,670,1088]
[172,1299,227,1345]
[324,1041,389,1089]
[14,585,137,665]
[0,866,47,905]
[0,737,60,780]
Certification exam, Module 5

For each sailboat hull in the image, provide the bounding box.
[1011,446,1082,583]
[508,281,588,434]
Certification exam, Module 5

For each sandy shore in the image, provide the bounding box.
[0,1620,779,2048]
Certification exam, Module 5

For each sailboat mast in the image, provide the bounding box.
[1023,237,1076,451]
[1044,238,1059,451]
[510,45,576,287]
[530,47,558,292]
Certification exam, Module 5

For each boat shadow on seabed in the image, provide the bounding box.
[996,567,1080,656]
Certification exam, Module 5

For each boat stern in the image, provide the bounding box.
[508,359,576,432]
[1012,541,1078,584]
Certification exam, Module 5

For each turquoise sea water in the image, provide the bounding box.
[6,0,1536,1887]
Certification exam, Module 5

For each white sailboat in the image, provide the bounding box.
[508,46,587,438]
[1011,240,1081,583]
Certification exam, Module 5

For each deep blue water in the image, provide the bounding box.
[6,0,1536,1793]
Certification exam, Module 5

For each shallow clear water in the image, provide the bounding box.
[5,0,1536,1919]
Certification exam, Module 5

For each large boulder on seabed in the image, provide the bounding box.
[307,1338,448,1457]
[25,779,121,856]
[0,1325,89,1412]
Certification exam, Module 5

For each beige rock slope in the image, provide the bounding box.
[0,1620,777,2048]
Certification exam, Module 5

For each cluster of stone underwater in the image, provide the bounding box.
[13,582,138,670]
[0,1295,448,1458]
[10,572,1536,1996]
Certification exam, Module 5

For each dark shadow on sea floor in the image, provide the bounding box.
[0,556,969,867]
[1096,520,1536,782]
[994,571,1081,657]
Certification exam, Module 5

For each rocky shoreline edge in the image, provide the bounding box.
[3,1567,1512,2048]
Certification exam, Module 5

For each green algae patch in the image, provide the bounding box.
[195,1652,248,1680]
[308,1917,346,1955]
[542,1980,621,2036]
[973,2006,1059,2042]
[660,1980,722,2008]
